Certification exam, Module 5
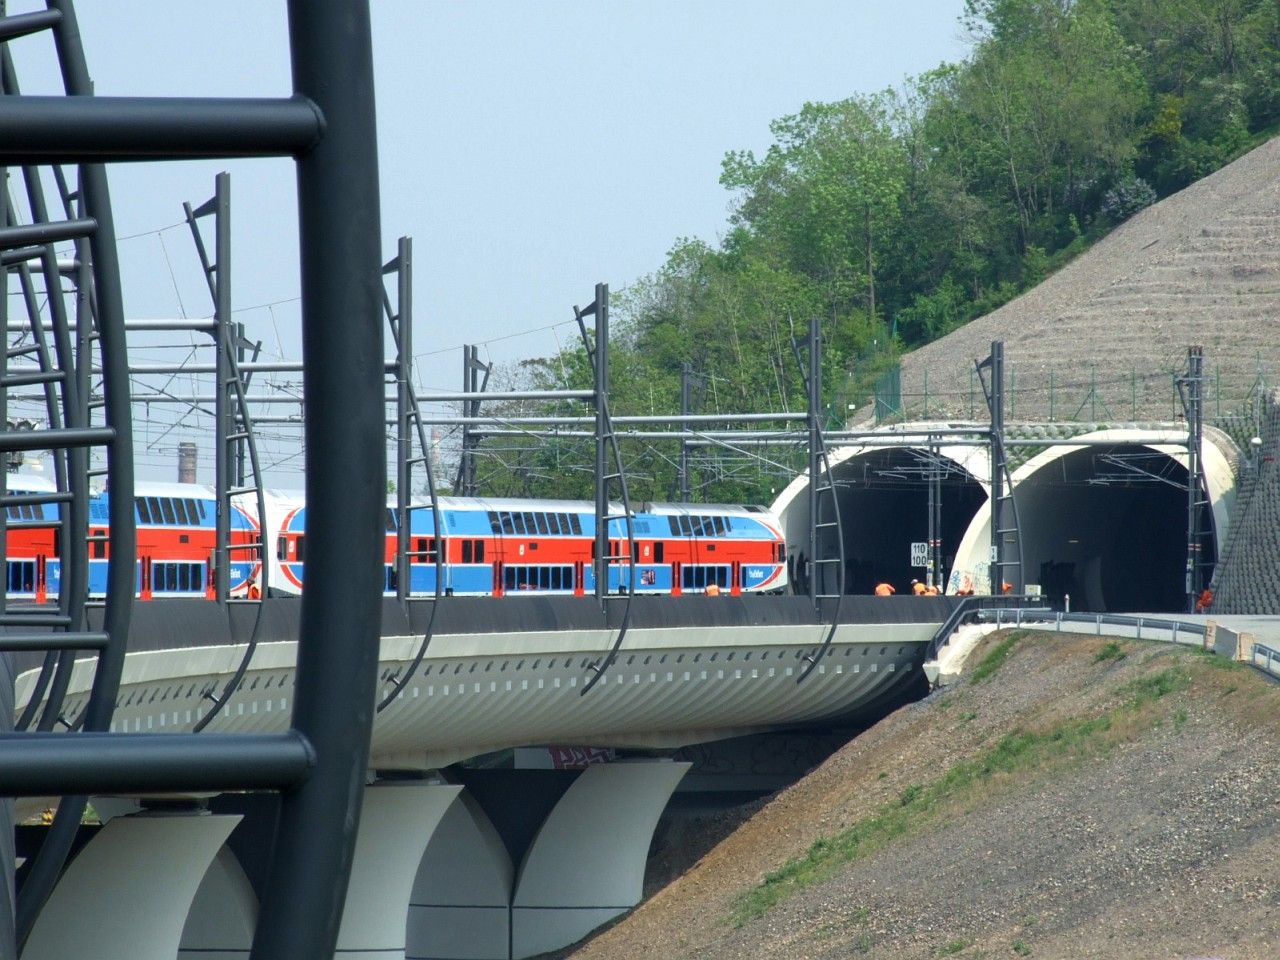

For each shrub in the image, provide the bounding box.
[1098,176,1157,224]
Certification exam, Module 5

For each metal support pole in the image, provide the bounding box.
[593,283,610,601]
[927,437,941,589]
[251,5,384,959]
[988,341,1004,593]
[459,346,474,496]
[213,171,231,604]
[395,237,412,602]
[807,323,821,603]
[678,362,692,502]
[1180,345,1205,613]
[0,157,12,960]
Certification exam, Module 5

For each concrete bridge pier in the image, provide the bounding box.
[22,810,241,960]
[21,761,687,960]
[409,759,691,960]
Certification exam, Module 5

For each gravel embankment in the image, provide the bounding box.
[561,632,1280,959]
[897,135,1280,421]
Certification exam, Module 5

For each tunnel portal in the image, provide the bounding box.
[827,447,987,596]
[1013,444,1216,613]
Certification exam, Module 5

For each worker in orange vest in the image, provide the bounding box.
[874,582,895,596]
[1195,588,1213,612]
[247,577,262,601]
[1001,581,1013,595]
[911,579,927,596]
[924,584,941,596]
[705,582,721,596]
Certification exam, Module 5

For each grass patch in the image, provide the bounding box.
[939,939,971,955]
[1012,938,1033,955]
[970,631,1028,683]
[1094,641,1126,663]
[1121,665,1191,708]
[730,654,1192,926]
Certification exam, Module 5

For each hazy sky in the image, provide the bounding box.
[8,1,968,482]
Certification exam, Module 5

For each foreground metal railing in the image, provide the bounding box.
[0,4,385,959]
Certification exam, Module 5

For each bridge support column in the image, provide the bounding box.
[511,760,689,958]
[407,760,689,960]
[179,846,259,960]
[335,781,463,960]
[408,792,515,960]
[22,812,241,960]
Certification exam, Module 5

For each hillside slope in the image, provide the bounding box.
[565,633,1280,959]
[898,136,1280,422]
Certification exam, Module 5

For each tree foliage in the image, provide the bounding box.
[475,0,1280,504]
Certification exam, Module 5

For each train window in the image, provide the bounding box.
[724,516,733,532]
[488,511,500,533]
[523,512,536,533]
[386,509,397,531]
[8,561,34,592]
[570,514,583,535]
[277,535,288,561]
[136,498,152,523]
[532,513,547,535]
[295,536,306,562]
[198,500,208,519]
[632,542,640,563]
[654,542,664,563]
[713,516,725,535]
[474,540,485,563]
[159,498,176,525]
[546,513,560,535]
[462,540,473,563]
[93,533,106,560]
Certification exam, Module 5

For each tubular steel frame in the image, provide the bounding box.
[0,6,385,960]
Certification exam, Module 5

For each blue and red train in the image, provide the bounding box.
[3,476,788,601]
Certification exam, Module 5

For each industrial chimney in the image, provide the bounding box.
[178,442,198,484]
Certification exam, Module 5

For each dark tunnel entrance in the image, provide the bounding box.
[825,447,987,596]
[1014,444,1216,613]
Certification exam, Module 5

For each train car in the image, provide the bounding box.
[272,494,787,598]
[89,481,260,599]
[5,472,62,602]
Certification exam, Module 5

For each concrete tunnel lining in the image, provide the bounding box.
[948,430,1236,612]
[775,428,1236,613]
[773,438,990,596]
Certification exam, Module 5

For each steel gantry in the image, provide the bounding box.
[0,5,386,960]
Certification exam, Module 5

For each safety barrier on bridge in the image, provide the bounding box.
[925,596,1280,688]
[964,606,1280,680]
[1251,643,1280,680]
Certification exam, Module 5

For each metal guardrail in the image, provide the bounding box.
[924,595,1050,661]
[932,602,1280,683]
[1251,643,1280,680]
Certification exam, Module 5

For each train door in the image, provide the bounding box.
[139,555,153,600]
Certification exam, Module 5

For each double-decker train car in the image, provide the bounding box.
[88,481,261,599]
[270,495,787,598]
[5,472,62,602]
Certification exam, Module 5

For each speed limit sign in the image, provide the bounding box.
[910,542,928,568]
